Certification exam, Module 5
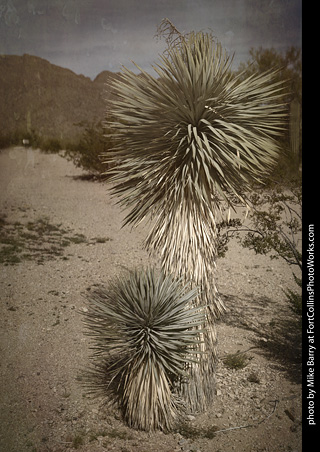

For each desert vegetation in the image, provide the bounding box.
[0,41,301,182]
[0,20,302,445]
[82,18,298,428]
[217,182,302,318]
[0,214,111,266]
[82,268,205,431]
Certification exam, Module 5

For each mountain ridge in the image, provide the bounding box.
[0,54,120,141]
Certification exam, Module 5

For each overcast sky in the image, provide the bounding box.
[0,0,302,80]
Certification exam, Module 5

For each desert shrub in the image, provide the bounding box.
[0,129,54,151]
[218,183,302,317]
[0,130,31,149]
[242,187,301,265]
[66,121,111,174]
[40,137,62,153]
[223,352,251,370]
[82,268,205,431]
[0,133,13,149]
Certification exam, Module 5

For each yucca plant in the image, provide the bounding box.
[82,268,205,431]
[103,20,287,411]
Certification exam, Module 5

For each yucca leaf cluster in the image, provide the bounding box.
[83,268,205,431]
[104,29,287,318]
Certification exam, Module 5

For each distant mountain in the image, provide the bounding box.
[0,54,120,141]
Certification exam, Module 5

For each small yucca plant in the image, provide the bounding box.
[83,268,205,431]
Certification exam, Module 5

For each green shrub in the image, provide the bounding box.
[0,130,29,149]
[40,137,62,153]
[217,183,302,318]
[0,129,50,151]
[66,121,111,174]
[223,352,250,370]
[0,133,13,149]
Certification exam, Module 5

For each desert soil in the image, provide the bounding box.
[0,147,302,452]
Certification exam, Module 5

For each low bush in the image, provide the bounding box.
[217,182,302,318]
[0,129,62,152]
[40,137,63,153]
[66,121,111,175]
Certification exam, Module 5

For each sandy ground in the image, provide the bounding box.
[0,147,302,452]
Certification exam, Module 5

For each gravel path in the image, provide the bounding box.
[0,147,302,452]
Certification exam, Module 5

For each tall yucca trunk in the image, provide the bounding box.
[104,24,287,412]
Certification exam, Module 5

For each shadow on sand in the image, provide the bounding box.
[220,293,302,384]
